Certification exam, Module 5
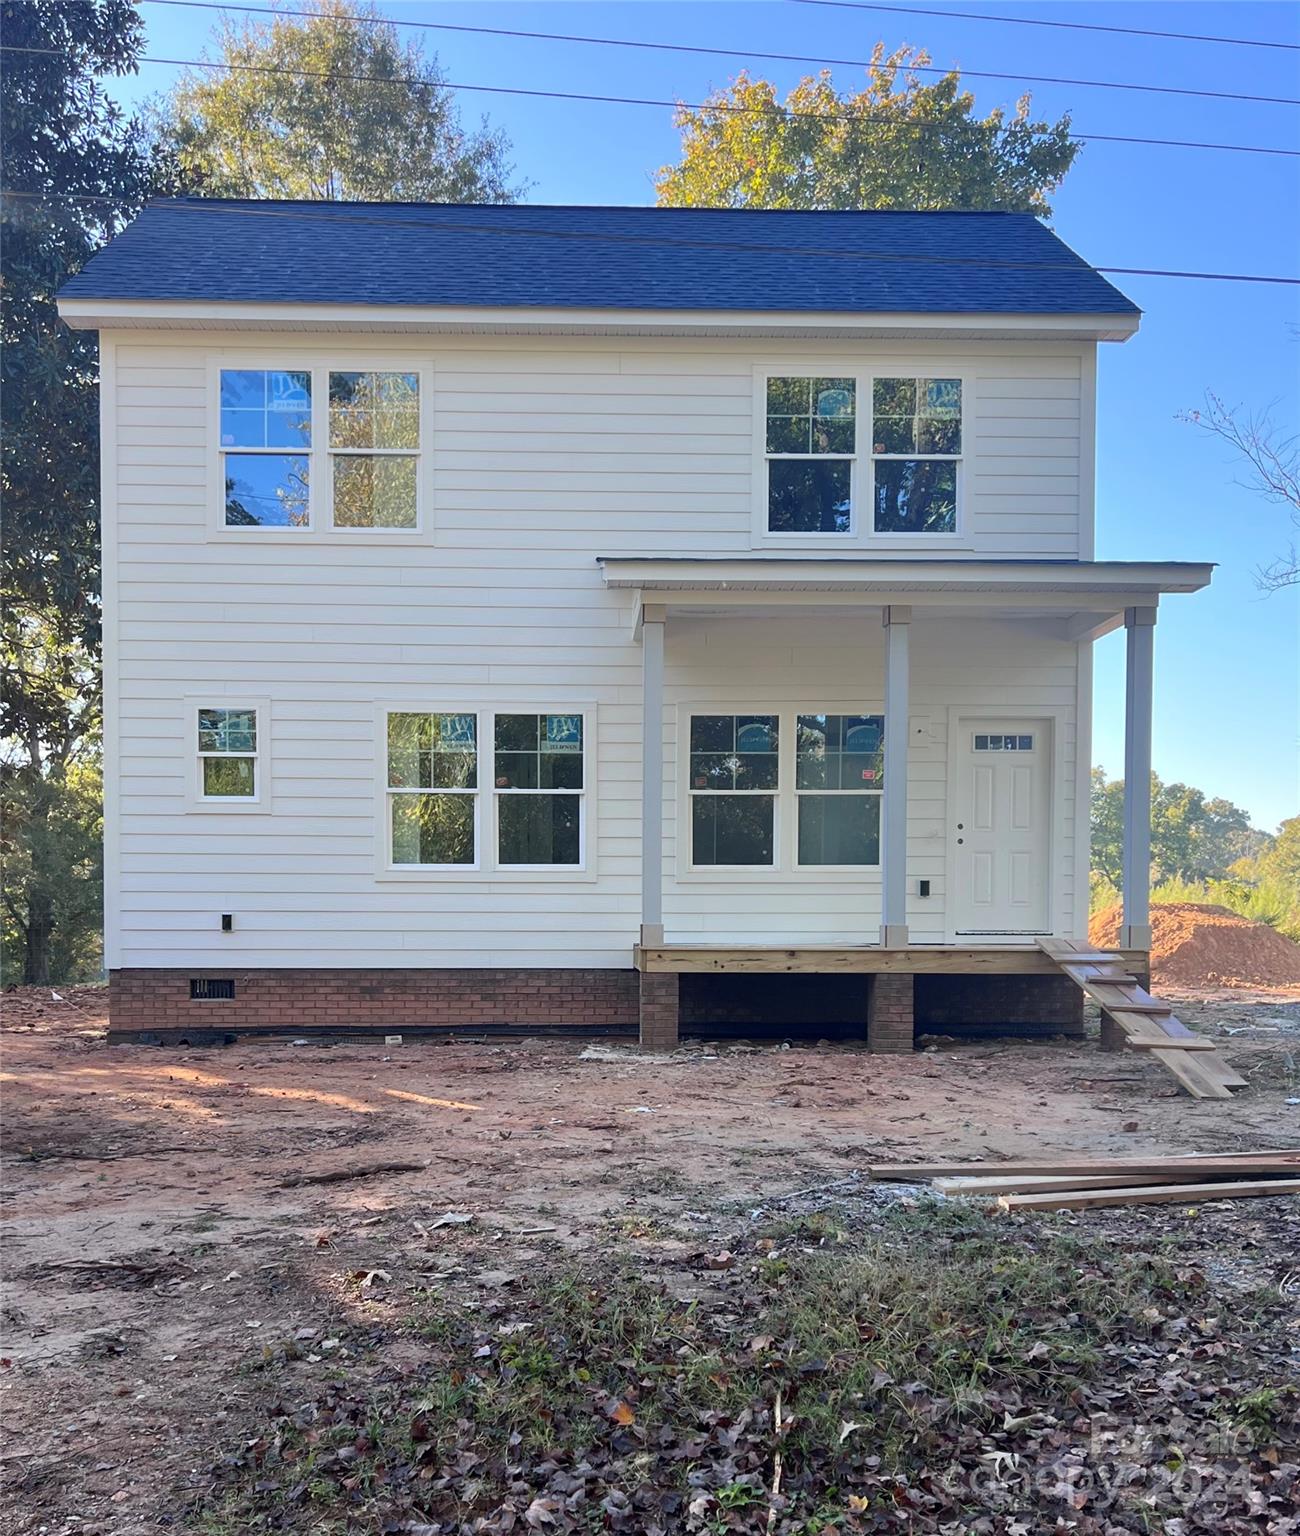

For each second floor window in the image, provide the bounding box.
[872,377,961,534]
[219,364,424,533]
[765,377,856,535]
[220,370,312,528]
[329,371,420,529]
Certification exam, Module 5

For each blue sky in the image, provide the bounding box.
[105,1,1300,831]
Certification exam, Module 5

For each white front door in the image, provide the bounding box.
[953,720,1051,935]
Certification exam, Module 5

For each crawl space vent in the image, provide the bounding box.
[190,978,235,1001]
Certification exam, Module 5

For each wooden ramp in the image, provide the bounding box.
[1037,938,1247,1100]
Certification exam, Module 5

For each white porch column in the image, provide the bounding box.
[880,605,911,948]
[640,603,666,946]
[1121,605,1156,951]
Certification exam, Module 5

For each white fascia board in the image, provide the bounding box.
[54,296,1141,342]
[597,558,1213,597]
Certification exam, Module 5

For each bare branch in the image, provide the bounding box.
[1179,391,1300,591]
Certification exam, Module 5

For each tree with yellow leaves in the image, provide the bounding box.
[656,47,1078,216]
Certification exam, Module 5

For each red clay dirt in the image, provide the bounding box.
[1090,900,1300,991]
[2,983,1298,1533]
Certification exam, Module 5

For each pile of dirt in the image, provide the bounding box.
[1090,901,1300,990]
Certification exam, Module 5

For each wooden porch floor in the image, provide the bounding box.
[634,944,1149,975]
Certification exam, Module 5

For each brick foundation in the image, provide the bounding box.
[638,972,680,1052]
[867,973,915,1053]
[109,967,638,1040]
[108,966,1086,1048]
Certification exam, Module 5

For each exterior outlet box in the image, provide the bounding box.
[918,880,931,898]
[220,913,233,931]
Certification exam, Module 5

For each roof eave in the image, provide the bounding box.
[55,296,1141,343]
[597,557,1213,598]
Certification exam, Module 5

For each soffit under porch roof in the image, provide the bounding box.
[597,557,1214,639]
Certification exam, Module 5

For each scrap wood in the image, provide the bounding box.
[1125,1036,1218,1051]
[997,1177,1300,1212]
[869,1153,1300,1181]
[932,1170,1285,1195]
[278,1159,426,1188]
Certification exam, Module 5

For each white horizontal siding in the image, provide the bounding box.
[104,330,1089,970]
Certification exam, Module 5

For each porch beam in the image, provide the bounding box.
[880,605,911,948]
[640,603,666,946]
[1121,605,1156,950]
[1062,609,1125,643]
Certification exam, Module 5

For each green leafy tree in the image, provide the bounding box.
[1,0,165,982]
[657,48,1078,215]
[164,0,520,201]
[1091,767,1260,888]
[1,756,104,984]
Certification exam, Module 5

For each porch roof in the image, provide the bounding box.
[598,557,1214,599]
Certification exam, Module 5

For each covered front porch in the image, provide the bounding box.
[600,555,1213,1050]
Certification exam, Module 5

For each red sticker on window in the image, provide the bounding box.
[862,769,876,781]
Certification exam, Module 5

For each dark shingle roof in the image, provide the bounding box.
[59,200,1138,316]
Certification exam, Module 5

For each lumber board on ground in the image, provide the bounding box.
[997,1177,1300,1211]
[933,1170,1272,1194]
[868,1154,1300,1180]
[1126,1036,1218,1051]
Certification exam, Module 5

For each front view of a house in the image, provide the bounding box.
[58,201,1211,1048]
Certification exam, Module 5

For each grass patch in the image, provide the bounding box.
[199,1206,1294,1533]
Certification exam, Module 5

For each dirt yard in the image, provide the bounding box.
[3,985,1298,1535]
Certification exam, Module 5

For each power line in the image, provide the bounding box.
[10,190,1298,287]
[140,0,1300,108]
[4,43,1297,161]
[786,0,1300,53]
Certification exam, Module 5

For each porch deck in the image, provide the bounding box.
[634,944,1150,975]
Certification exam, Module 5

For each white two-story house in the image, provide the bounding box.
[58,200,1211,1049]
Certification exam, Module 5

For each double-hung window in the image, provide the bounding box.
[197,706,259,800]
[329,370,420,529]
[689,714,779,866]
[219,370,312,528]
[764,377,856,534]
[871,377,961,534]
[795,714,883,866]
[387,712,479,866]
[494,714,584,867]
[217,364,424,532]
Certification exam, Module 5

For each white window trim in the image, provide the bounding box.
[374,703,598,882]
[676,704,888,883]
[206,354,433,543]
[750,365,971,551]
[184,696,272,813]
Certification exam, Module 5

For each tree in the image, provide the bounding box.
[163,0,519,202]
[1,0,163,982]
[1180,392,1299,591]
[656,48,1078,215]
[1,756,104,985]
[1090,767,1261,888]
